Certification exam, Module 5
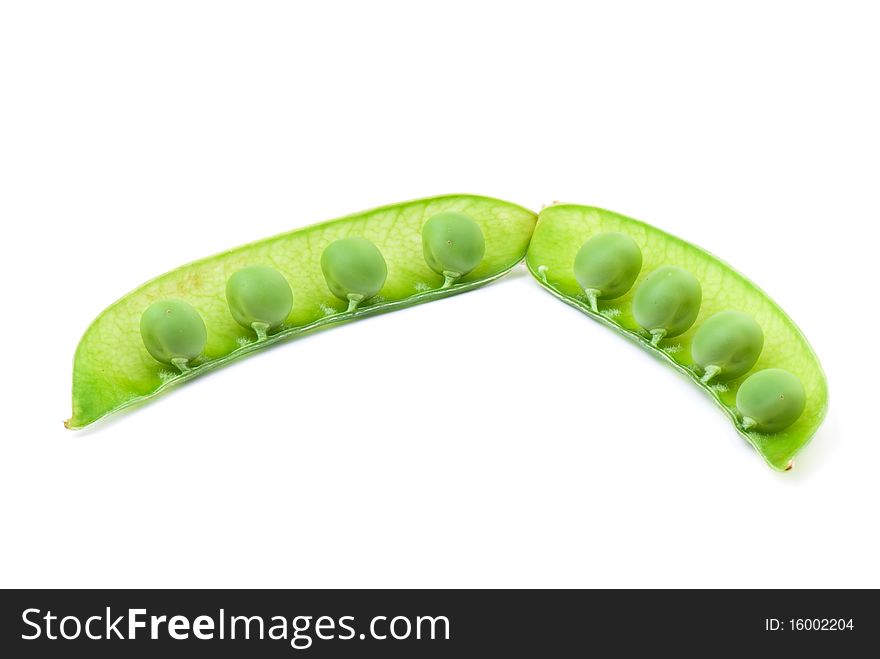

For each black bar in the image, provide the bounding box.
[1,589,875,656]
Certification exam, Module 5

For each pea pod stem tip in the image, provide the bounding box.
[171,357,191,374]
[441,270,462,289]
[700,364,722,384]
[346,293,364,313]
[583,288,600,313]
[649,328,667,347]
[251,322,270,342]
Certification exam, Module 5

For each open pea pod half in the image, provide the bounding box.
[67,194,536,429]
[526,203,828,471]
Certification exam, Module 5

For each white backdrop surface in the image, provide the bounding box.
[0,1,876,588]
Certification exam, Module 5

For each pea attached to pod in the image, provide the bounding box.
[421,211,486,288]
[226,265,293,341]
[525,202,828,469]
[321,237,388,312]
[67,195,538,431]
[140,299,207,372]
[736,368,806,433]
[632,265,702,345]
[573,232,642,311]
[691,310,764,383]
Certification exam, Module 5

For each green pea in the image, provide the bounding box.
[321,237,388,312]
[736,368,806,433]
[632,265,702,345]
[573,232,642,311]
[140,299,207,372]
[421,211,486,288]
[226,265,293,341]
[691,310,764,383]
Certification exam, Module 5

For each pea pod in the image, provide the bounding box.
[526,203,828,471]
[66,195,536,429]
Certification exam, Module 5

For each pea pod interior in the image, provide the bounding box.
[526,203,828,471]
[67,194,536,429]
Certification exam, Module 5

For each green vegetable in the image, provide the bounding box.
[632,265,702,345]
[139,299,207,372]
[225,265,294,340]
[320,237,388,312]
[421,211,486,288]
[573,231,642,311]
[736,368,806,433]
[66,194,536,429]
[526,203,827,470]
[692,310,764,383]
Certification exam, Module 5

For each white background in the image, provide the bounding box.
[1,1,877,588]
